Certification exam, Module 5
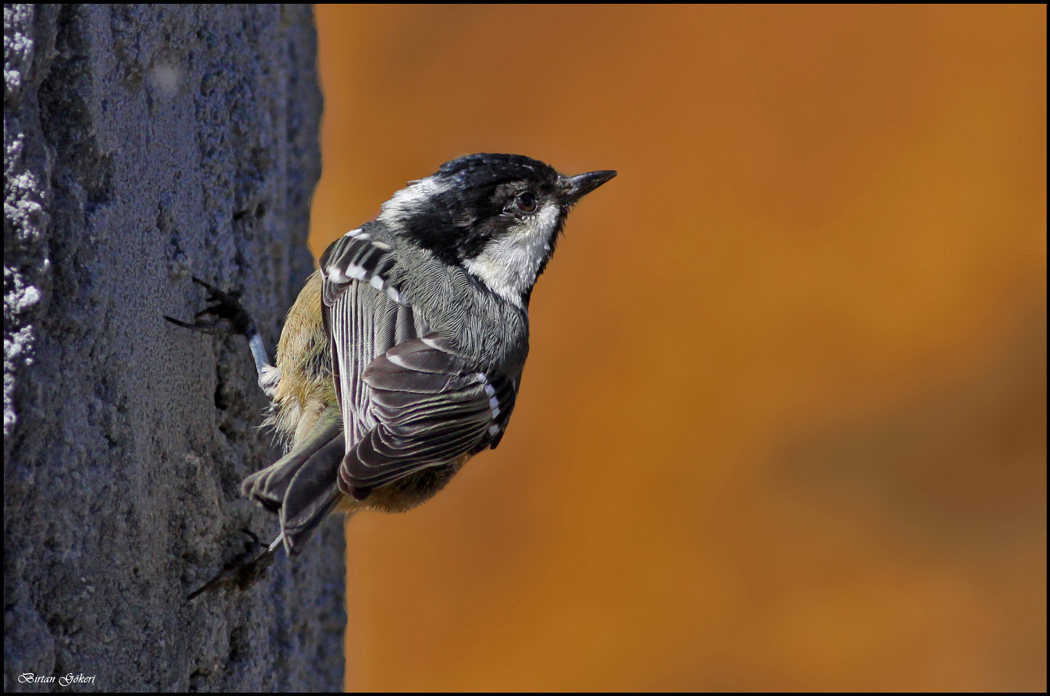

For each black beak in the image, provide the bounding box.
[560,169,617,204]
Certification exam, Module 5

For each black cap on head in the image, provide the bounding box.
[437,153,560,189]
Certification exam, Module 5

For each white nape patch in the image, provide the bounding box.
[377,176,450,226]
[464,204,560,307]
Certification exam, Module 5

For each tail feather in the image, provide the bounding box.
[241,410,346,555]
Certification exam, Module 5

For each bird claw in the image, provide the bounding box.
[187,528,278,600]
[165,277,252,337]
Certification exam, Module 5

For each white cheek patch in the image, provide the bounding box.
[464,204,561,306]
[527,205,560,240]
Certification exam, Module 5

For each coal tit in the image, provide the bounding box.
[172,153,615,575]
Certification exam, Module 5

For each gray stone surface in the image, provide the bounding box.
[4,5,344,691]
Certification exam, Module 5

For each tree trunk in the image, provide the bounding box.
[4,4,344,690]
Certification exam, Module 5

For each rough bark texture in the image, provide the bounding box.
[4,5,344,691]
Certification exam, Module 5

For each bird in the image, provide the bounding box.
[169,153,615,588]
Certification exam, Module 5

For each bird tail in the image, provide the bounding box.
[241,409,345,555]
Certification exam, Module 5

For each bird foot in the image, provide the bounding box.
[164,277,253,337]
[187,529,279,600]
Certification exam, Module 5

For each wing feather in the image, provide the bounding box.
[320,228,419,446]
[337,333,513,499]
[320,227,518,502]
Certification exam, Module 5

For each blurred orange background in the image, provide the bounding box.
[310,5,1046,692]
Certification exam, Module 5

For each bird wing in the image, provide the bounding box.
[319,228,515,501]
[320,227,420,444]
[340,333,516,500]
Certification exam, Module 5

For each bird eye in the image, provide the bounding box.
[515,191,538,214]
